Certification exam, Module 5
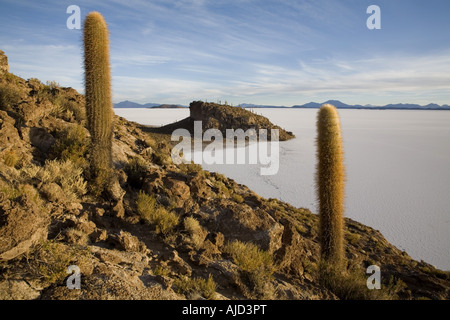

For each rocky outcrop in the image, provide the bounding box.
[0,188,50,262]
[189,101,295,141]
[149,101,295,141]
[0,50,8,74]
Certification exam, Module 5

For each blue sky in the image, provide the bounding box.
[1,0,450,106]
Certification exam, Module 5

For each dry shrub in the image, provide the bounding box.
[183,217,207,249]
[51,124,89,168]
[174,274,216,299]
[22,159,87,202]
[224,240,275,296]
[137,191,179,234]
[2,149,19,168]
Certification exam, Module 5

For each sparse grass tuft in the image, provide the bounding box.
[213,179,230,197]
[0,184,24,200]
[124,156,148,188]
[319,261,404,300]
[183,217,206,249]
[137,190,179,234]
[345,231,362,246]
[232,193,244,204]
[153,265,170,277]
[31,240,91,285]
[224,240,275,296]
[50,124,89,168]
[2,149,20,168]
[0,83,21,110]
[174,274,217,299]
[24,159,87,202]
[137,190,157,220]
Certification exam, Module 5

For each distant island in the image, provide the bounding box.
[115,99,450,110]
[114,100,187,109]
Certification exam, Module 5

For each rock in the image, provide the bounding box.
[112,199,125,218]
[153,275,174,289]
[0,280,40,300]
[163,176,190,207]
[189,174,212,201]
[90,229,108,243]
[106,175,125,202]
[28,127,56,154]
[95,208,105,217]
[19,100,51,125]
[274,220,319,278]
[0,189,50,261]
[108,231,147,254]
[0,111,29,165]
[40,247,181,300]
[141,167,164,194]
[161,250,192,276]
[63,228,89,245]
[40,182,65,203]
[0,50,8,74]
[212,202,284,253]
[206,232,225,248]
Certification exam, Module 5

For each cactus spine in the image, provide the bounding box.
[316,104,346,267]
[83,12,113,184]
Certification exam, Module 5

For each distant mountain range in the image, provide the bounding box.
[114,100,187,109]
[243,100,450,110]
[115,100,450,110]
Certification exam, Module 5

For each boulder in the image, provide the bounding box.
[211,201,284,253]
[0,188,50,261]
[0,280,40,300]
[107,231,147,254]
[163,176,190,206]
[28,127,56,154]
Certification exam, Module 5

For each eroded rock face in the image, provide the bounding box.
[0,189,50,262]
[208,200,284,253]
[0,280,40,300]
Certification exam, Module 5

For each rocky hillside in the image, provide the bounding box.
[0,50,449,300]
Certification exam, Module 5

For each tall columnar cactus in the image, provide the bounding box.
[316,104,346,267]
[83,12,113,181]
